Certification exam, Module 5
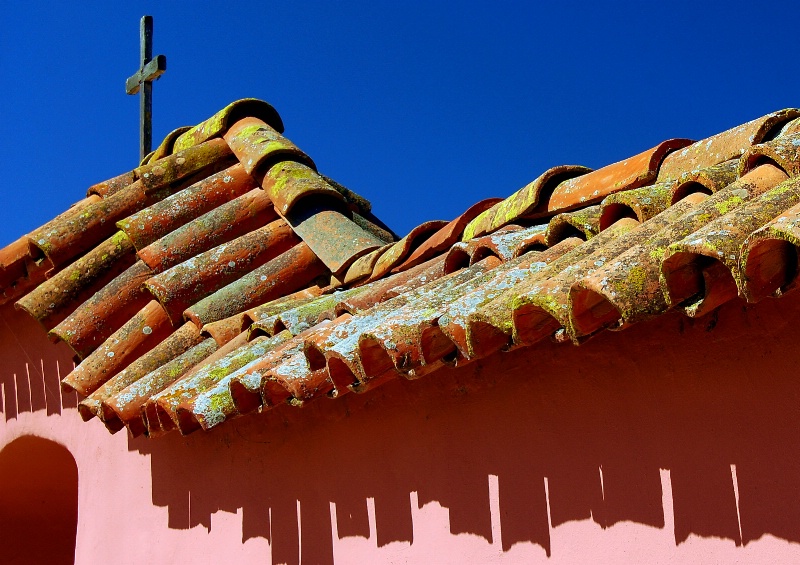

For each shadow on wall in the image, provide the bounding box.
[130,288,800,563]
[0,306,78,421]
[0,436,79,565]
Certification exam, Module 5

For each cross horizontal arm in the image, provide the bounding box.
[125,54,167,95]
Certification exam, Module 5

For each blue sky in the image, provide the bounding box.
[1,1,797,246]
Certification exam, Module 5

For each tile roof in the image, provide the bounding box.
[4,98,800,438]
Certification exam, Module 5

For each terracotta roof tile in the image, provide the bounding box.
[394,198,503,272]
[183,241,327,327]
[739,202,800,301]
[462,165,591,240]
[284,202,386,277]
[175,330,293,434]
[544,205,601,246]
[546,138,692,211]
[78,320,204,426]
[104,337,219,437]
[87,170,137,198]
[49,260,154,359]
[656,109,800,181]
[8,99,800,438]
[662,173,800,316]
[136,187,278,272]
[171,98,284,156]
[739,132,800,177]
[569,164,788,336]
[438,237,583,359]
[146,126,192,164]
[224,117,315,180]
[367,220,449,281]
[61,300,173,397]
[16,231,136,330]
[670,158,739,203]
[116,163,257,250]
[144,218,300,324]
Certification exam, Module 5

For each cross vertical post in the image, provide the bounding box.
[126,15,167,162]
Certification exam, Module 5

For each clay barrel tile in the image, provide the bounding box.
[176,331,292,433]
[136,188,278,272]
[568,193,722,336]
[173,98,285,154]
[438,238,583,358]
[61,300,173,397]
[395,198,503,272]
[465,219,641,360]
[285,199,387,277]
[0,237,33,288]
[153,334,282,433]
[669,159,738,204]
[223,117,315,181]
[367,220,449,281]
[777,117,800,137]
[569,164,791,337]
[265,343,336,407]
[512,202,699,347]
[739,132,800,178]
[87,171,137,198]
[311,266,482,391]
[260,160,345,217]
[657,109,800,182]
[462,165,592,241]
[27,151,221,270]
[144,218,300,324]
[49,260,154,359]
[329,262,496,390]
[184,242,328,327]
[0,237,49,306]
[241,287,325,336]
[358,257,504,377]
[229,330,308,413]
[343,243,393,285]
[338,255,448,315]
[250,289,362,337]
[145,126,193,165]
[444,226,521,272]
[2,256,54,306]
[104,337,219,437]
[547,139,692,213]
[142,331,249,433]
[545,205,602,246]
[117,164,257,250]
[739,201,800,302]
[598,183,673,231]
[77,321,204,423]
[201,314,249,346]
[449,225,549,273]
[16,231,137,330]
[133,138,236,194]
[661,174,800,317]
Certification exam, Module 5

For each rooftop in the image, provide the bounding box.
[3,98,800,438]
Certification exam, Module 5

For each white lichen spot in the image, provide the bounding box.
[142,326,152,335]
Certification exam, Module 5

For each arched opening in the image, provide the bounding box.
[0,436,78,565]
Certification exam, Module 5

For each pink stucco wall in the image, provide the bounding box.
[3,288,800,564]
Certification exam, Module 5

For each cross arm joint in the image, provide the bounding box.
[125,54,167,95]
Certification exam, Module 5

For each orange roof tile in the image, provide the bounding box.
[5,98,800,438]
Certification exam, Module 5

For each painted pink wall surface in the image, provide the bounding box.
[2,288,800,564]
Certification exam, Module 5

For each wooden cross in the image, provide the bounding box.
[125,15,167,162]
